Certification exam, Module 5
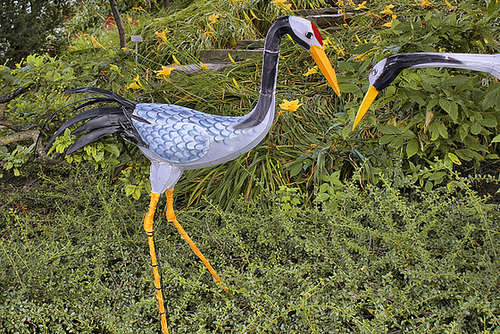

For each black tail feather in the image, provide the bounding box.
[66,87,135,109]
[70,108,124,135]
[46,107,117,149]
[67,126,123,154]
[45,88,144,155]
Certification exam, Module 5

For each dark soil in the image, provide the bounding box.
[454,160,500,204]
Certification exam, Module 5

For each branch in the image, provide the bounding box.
[0,129,47,158]
[108,0,127,49]
[0,116,22,132]
[0,130,39,147]
[0,85,33,104]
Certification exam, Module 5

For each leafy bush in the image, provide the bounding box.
[1,165,499,332]
[1,0,499,206]
[0,0,72,65]
[345,0,500,188]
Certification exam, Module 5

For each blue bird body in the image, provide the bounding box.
[132,99,275,193]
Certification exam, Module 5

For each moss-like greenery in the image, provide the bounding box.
[1,164,499,332]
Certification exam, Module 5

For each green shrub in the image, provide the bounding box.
[1,165,499,332]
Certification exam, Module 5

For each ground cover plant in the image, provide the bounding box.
[1,164,499,333]
[1,0,500,332]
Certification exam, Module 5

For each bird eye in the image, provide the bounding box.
[371,69,378,76]
[305,32,313,39]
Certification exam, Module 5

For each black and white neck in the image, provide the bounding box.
[234,17,291,129]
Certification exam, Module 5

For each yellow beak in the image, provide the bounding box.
[352,85,379,130]
[310,45,341,97]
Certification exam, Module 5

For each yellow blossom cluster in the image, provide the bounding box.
[272,0,292,11]
[155,29,170,50]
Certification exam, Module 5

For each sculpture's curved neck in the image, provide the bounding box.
[234,17,291,129]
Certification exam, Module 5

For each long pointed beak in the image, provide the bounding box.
[310,45,341,97]
[353,85,379,130]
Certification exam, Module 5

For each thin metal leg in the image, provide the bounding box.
[144,192,169,334]
[166,189,227,291]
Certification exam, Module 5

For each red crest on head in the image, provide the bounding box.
[311,22,323,46]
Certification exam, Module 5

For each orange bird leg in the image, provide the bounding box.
[143,192,169,334]
[166,189,227,291]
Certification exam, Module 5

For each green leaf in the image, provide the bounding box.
[339,83,359,93]
[491,134,500,143]
[406,139,419,158]
[428,122,440,141]
[478,115,497,128]
[428,171,446,181]
[288,161,302,177]
[439,98,458,122]
[104,144,121,157]
[390,135,405,148]
[379,135,394,145]
[424,180,433,192]
[341,126,351,139]
[437,122,448,139]
[447,153,461,165]
[377,124,400,135]
[350,43,376,55]
[482,83,500,110]
[125,184,136,197]
[470,122,482,135]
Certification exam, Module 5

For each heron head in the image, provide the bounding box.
[287,16,341,97]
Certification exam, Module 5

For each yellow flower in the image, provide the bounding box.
[128,75,143,89]
[332,44,346,57]
[383,15,397,28]
[380,4,394,15]
[228,53,236,64]
[208,14,221,24]
[155,29,170,50]
[323,37,332,49]
[91,35,104,49]
[303,66,318,76]
[155,29,169,43]
[128,82,141,89]
[232,78,240,89]
[156,66,175,79]
[421,0,432,8]
[200,63,209,70]
[355,1,368,10]
[273,0,292,11]
[279,99,302,112]
[171,55,182,67]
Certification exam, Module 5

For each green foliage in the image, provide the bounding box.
[1,165,499,332]
[0,145,33,177]
[1,0,500,204]
[347,0,500,189]
[0,0,72,66]
[2,1,500,333]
